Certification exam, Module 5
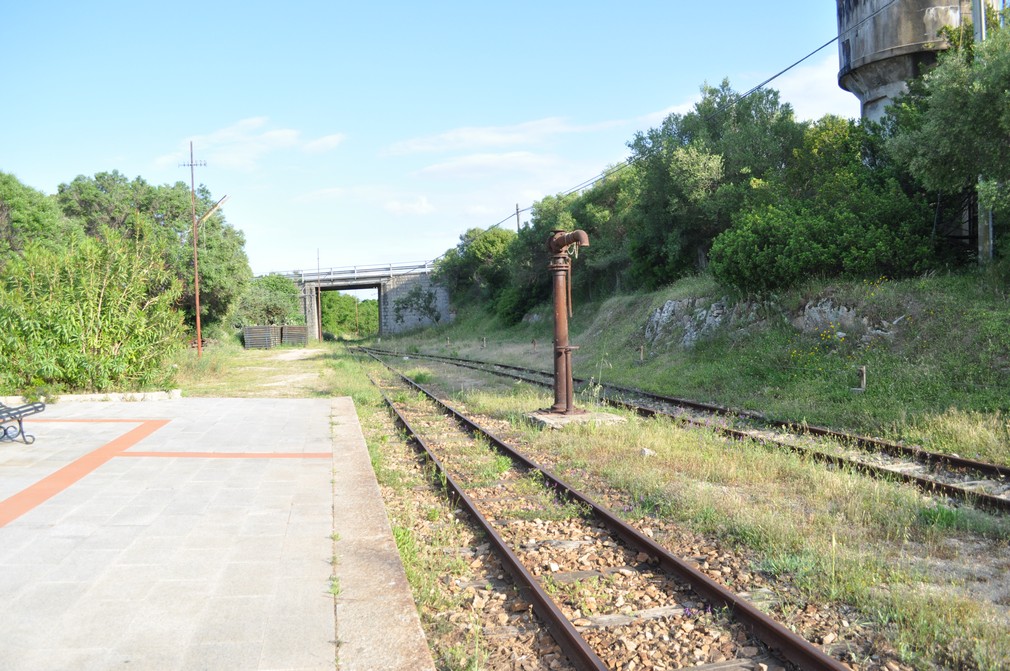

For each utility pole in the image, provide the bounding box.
[515,203,521,232]
[972,0,994,263]
[182,142,207,356]
[181,143,227,357]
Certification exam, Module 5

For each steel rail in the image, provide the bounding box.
[363,347,1010,513]
[595,380,1010,481]
[367,352,851,671]
[609,399,1010,515]
[369,376,609,671]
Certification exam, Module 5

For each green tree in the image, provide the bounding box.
[434,227,516,302]
[625,81,803,288]
[626,144,724,287]
[357,299,379,335]
[566,166,638,297]
[710,116,934,292]
[321,292,356,335]
[181,208,252,327]
[487,194,577,324]
[493,168,640,323]
[56,173,251,328]
[57,171,150,236]
[887,11,1010,213]
[0,172,82,260]
[321,292,377,337]
[233,274,303,326]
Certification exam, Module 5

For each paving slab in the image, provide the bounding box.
[0,396,434,671]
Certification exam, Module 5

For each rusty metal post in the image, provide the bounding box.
[547,230,589,414]
[549,251,572,412]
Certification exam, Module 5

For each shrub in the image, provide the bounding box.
[710,188,934,294]
[709,203,836,292]
[232,274,303,326]
[0,229,184,392]
[493,282,545,326]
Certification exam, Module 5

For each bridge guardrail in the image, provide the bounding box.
[265,260,436,284]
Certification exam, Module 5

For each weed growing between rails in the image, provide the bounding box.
[456,385,1010,668]
[358,400,490,665]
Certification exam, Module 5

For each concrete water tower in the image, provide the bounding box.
[836,0,998,120]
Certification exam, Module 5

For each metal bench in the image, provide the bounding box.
[0,401,46,444]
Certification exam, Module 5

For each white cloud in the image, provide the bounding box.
[296,186,348,202]
[773,53,860,121]
[637,99,698,128]
[388,117,624,155]
[155,118,347,171]
[304,133,347,153]
[464,204,497,217]
[193,119,300,170]
[419,151,557,178]
[295,184,390,204]
[384,196,435,215]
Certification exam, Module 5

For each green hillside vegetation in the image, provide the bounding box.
[389,270,1010,467]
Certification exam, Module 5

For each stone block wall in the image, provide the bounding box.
[379,274,452,335]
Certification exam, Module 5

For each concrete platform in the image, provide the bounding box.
[0,397,434,671]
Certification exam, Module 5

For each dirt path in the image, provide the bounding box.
[181,345,340,398]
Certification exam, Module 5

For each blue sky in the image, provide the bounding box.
[1,1,858,275]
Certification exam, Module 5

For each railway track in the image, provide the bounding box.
[361,347,1010,515]
[364,350,853,671]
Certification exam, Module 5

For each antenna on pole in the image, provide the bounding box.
[181,141,208,356]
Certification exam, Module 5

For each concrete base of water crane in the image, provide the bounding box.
[525,409,627,430]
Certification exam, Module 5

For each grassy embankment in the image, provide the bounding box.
[388,271,1010,467]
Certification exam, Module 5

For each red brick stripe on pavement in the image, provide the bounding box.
[0,419,170,528]
[121,451,331,459]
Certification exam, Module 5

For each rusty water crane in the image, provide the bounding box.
[547,229,590,414]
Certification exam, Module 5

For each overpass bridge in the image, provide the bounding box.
[275,260,451,338]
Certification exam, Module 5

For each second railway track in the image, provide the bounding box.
[361,347,1010,515]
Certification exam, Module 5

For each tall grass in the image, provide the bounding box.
[902,409,1010,465]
